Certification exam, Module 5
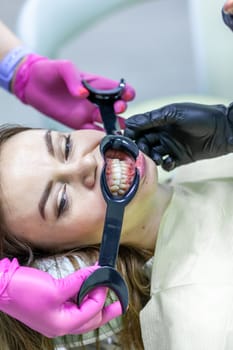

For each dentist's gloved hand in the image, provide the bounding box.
[222,1,233,31]
[12,54,135,130]
[0,258,121,337]
[223,0,233,14]
[124,102,233,171]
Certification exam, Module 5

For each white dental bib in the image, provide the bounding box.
[140,177,233,350]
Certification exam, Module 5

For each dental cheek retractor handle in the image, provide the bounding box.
[77,80,139,313]
[82,78,125,135]
[77,135,139,313]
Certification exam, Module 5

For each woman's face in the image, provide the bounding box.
[0,129,158,250]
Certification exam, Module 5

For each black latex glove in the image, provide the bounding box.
[222,8,233,32]
[124,102,233,171]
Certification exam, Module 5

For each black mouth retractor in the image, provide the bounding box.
[77,80,140,313]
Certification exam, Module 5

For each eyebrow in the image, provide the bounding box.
[38,130,54,219]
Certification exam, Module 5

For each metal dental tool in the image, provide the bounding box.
[77,79,140,313]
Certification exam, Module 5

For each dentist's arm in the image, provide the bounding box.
[0,21,135,130]
[0,258,121,337]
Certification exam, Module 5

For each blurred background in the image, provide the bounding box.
[1,1,233,348]
[1,0,233,130]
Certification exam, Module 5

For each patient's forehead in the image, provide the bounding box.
[0,130,47,218]
[0,130,47,183]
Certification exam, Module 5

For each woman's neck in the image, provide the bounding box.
[123,183,173,252]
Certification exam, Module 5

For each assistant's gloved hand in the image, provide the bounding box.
[12,54,135,130]
[0,258,121,337]
[124,102,233,171]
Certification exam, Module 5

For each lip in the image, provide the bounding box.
[136,151,146,179]
[97,156,104,187]
[93,166,97,188]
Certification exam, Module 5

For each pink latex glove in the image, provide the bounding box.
[0,258,121,337]
[13,54,135,130]
[223,0,233,13]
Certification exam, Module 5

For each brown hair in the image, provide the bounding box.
[0,124,153,350]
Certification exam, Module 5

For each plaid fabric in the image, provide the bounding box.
[35,256,122,348]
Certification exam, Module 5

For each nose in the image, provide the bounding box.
[54,153,97,188]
